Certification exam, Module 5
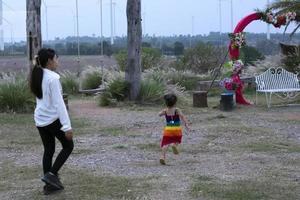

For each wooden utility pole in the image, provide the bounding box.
[26,0,42,69]
[126,0,142,100]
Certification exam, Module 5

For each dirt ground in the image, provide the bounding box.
[0,96,299,200]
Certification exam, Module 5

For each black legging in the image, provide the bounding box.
[37,119,74,175]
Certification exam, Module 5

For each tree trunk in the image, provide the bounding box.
[26,0,42,70]
[126,0,142,100]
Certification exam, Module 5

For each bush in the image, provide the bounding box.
[80,66,103,90]
[180,42,226,73]
[140,69,188,105]
[282,48,300,74]
[60,71,79,94]
[0,73,34,112]
[167,71,201,90]
[240,45,265,65]
[138,79,166,104]
[99,76,129,106]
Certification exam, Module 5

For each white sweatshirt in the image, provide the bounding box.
[34,68,72,132]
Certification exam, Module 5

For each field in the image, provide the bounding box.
[0,94,299,200]
[0,55,118,73]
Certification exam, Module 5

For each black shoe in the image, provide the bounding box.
[41,172,64,189]
[43,184,63,195]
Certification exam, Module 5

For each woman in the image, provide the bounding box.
[29,48,74,194]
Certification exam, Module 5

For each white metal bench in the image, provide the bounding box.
[255,67,300,107]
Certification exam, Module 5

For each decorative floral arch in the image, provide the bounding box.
[220,10,297,105]
[228,10,297,60]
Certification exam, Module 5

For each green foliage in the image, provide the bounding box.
[180,42,226,73]
[60,71,79,94]
[99,91,115,107]
[115,47,162,71]
[282,48,300,74]
[99,77,129,107]
[137,79,166,104]
[167,71,201,90]
[255,40,280,55]
[240,45,265,65]
[174,41,184,56]
[80,67,103,90]
[0,74,34,112]
[107,78,130,101]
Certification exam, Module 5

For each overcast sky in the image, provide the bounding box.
[2,0,297,42]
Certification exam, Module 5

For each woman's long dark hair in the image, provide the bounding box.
[29,48,56,99]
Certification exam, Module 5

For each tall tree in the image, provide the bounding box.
[126,0,142,100]
[26,0,42,69]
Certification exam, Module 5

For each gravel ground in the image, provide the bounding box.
[1,98,299,200]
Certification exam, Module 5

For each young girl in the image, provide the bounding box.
[29,48,74,194]
[158,93,190,165]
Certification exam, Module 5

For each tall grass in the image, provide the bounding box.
[99,71,129,106]
[80,66,103,90]
[0,73,34,112]
[60,71,79,94]
[138,79,166,104]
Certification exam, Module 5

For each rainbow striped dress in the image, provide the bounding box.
[161,109,182,147]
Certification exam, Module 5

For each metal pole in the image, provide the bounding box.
[113,2,116,39]
[219,0,222,34]
[42,0,48,43]
[76,0,80,62]
[230,0,233,31]
[110,0,114,45]
[100,0,103,55]
[267,0,271,40]
[45,4,48,43]
[0,0,3,51]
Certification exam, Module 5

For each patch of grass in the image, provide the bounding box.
[81,70,102,90]
[0,77,34,113]
[72,148,94,155]
[60,71,79,94]
[112,144,129,150]
[70,117,93,136]
[207,114,227,120]
[0,113,39,149]
[99,127,125,136]
[207,124,272,137]
[1,160,154,200]
[0,161,40,193]
[136,143,160,151]
[242,141,300,153]
[190,176,299,200]
[0,113,34,125]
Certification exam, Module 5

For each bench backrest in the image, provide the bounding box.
[255,67,300,90]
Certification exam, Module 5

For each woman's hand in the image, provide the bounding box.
[65,130,73,140]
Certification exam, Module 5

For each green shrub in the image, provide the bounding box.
[80,67,103,90]
[108,78,130,101]
[99,91,116,107]
[167,71,200,90]
[60,71,79,94]
[99,77,129,106]
[138,79,166,104]
[180,42,226,73]
[0,74,34,112]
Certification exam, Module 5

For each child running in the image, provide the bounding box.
[159,93,190,165]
